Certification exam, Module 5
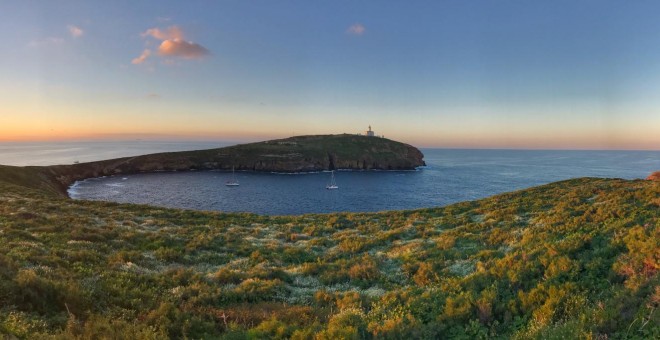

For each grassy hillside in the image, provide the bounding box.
[230,134,424,171]
[0,167,658,338]
[0,166,64,196]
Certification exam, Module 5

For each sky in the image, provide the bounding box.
[2,1,660,149]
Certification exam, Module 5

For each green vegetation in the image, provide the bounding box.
[0,167,658,338]
[228,134,425,171]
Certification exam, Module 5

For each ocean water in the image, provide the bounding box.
[67,148,660,215]
[0,141,231,166]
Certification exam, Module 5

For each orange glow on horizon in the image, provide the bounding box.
[2,109,658,150]
[0,127,288,143]
[1,128,658,150]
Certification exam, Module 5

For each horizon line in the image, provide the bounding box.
[0,136,658,152]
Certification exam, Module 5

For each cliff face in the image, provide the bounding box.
[648,171,660,181]
[2,134,424,196]
[229,134,425,172]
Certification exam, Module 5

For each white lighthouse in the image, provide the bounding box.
[365,125,375,137]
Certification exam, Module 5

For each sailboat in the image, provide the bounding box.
[226,166,239,186]
[326,170,338,190]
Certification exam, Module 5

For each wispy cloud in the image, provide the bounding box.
[133,25,209,65]
[29,24,82,47]
[142,26,183,40]
[68,25,84,38]
[132,49,151,64]
[346,23,366,36]
[28,37,64,47]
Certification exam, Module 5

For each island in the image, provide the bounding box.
[0,134,425,197]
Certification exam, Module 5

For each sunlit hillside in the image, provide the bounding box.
[0,172,658,338]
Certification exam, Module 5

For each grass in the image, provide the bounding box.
[0,163,658,338]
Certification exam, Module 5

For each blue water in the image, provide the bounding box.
[69,149,660,215]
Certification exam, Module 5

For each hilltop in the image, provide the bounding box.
[0,154,658,338]
[0,134,425,197]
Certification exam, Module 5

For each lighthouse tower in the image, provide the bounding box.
[365,125,375,137]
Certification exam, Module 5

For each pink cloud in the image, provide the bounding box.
[347,23,366,36]
[134,25,209,64]
[142,26,184,40]
[68,25,83,38]
[157,39,209,59]
[132,49,151,64]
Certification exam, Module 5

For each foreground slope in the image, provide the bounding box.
[0,171,658,338]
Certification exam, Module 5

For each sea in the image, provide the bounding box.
[1,141,659,215]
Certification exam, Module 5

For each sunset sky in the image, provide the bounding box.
[2,1,660,149]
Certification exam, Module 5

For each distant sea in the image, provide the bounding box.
[0,141,230,166]
[1,141,658,215]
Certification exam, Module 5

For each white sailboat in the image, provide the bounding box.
[226,166,239,186]
[326,170,338,190]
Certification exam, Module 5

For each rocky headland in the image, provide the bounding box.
[0,134,425,196]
